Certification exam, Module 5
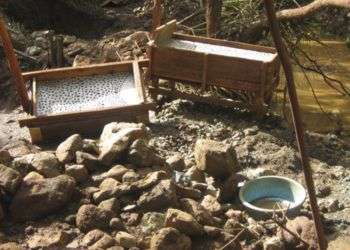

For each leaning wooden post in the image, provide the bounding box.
[56,35,64,67]
[152,0,163,35]
[206,0,223,37]
[263,1,327,249]
[0,16,31,113]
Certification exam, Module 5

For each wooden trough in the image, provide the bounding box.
[0,17,153,143]
[148,20,281,115]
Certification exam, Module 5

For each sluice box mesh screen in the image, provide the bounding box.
[36,72,141,116]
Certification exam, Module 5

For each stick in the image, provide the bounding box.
[0,16,31,113]
[178,8,204,25]
[263,1,327,249]
[219,229,245,250]
[152,0,163,35]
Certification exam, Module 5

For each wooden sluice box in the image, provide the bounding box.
[148,20,281,114]
[18,60,154,143]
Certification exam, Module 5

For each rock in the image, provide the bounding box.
[11,154,35,177]
[115,232,138,248]
[219,173,246,202]
[223,219,245,235]
[263,236,285,250]
[0,150,12,165]
[175,185,202,200]
[31,152,62,178]
[122,170,140,182]
[27,227,71,249]
[184,166,205,183]
[76,204,113,232]
[10,175,75,221]
[137,180,178,211]
[82,139,99,155]
[164,208,204,236]
[76,151,100,172]
[150,227,191,250]
[99,178,121,191]
[65,164,88,183]
[245,167,276,180]
[194,139,238,179]
[201,195,222,216]
[34,37,48,49]
[0,242,23,250]
[225,209,244,222]
[166,154,185,171]
[27,46,42,56]
[0,164,21,194]
[317,185,331,198]
[56,134,83,163]
[80,229,115,249]
[104,165,129,181]
[140,212,165,235]
[109,217,125,230]
[127,139,164,167]
[327,198,343,212]
[23,171,44,182]
[0,204,4,222]
[98,198,120,216]
[120,212,140,226]
[99,122,147,166]
[181,198,216,226]
[278,216,318,249]
[63,35,77,46]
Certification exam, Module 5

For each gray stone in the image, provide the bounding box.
[98,198,120,216]
[115,232,138,248]
[109,217,125,230]
[31,152,62,178]
[27,227,71,249]
[76,204,113,232]
[65,164,88,183]
[164,208,204,236]
[0,164,22,194]
[104,165,129,181]
[181,198,216,226]
[137,180,178,211]
[27,46,42,56]
[81,229,115,249]
[263,236,285,250]
[166,154,185,171]
[76,151,100,172]
[56,134,83,163]
[194,139,238,179]
[10,175,75,221]
[201,195,222,216]
[63,35,77,46]
[122,171,140,182]
[140,212,165,235]
[127,139,164,167]
[184,166,206,183]
[99,122,147,166]
[150,227,191,250]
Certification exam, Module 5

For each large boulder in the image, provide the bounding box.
[10,175,75,221]
[194,139,238,179]
[164,208,204,236]
[56,134,83,163]
[98,122,147,166]
[137,180,178,211]
[150,227,191,250]
[0,164,22,194]
[31,152,62,178]
[76,204,113,232]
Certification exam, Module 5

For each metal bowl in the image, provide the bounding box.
[239,176,306,219]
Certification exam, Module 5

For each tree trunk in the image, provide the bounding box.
[206,0,223,38]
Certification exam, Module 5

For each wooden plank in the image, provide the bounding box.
[29,128,43,144]
[151,46,204,83]
[201,53,208,91]
[32,78,37,116]
[19,103,155,128]
[206,54,262,90]
[149,86,248,110]
[22,60,149,81]
[154,20,177,45]
[173,33,277,54]
[132,61,145,102]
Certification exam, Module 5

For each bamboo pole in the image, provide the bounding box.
[263,1,327,249]
[0,16,31,113]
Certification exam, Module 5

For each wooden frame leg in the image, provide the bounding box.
[136,113,150,124]
[151,76,159,101]
[29,128,43,144]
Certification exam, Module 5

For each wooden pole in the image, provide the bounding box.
[206,0,223,37]
[48,31,56,68]
[263,1,327,249]
[152,0,163,35]
[56,35,64,67]
[0,16,31,113]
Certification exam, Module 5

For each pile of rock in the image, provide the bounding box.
[0,122,319,249]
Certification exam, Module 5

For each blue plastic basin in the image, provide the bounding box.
[239,176,306,218]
